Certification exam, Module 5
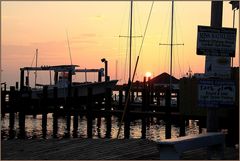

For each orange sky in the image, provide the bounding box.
[1,1,239,86]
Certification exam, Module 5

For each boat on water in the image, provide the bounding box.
[20,64,118,99]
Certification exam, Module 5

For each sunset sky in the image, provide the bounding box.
[1,1,239,86]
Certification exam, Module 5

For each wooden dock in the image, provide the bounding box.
[1,139,239,160]
[2,139,159,160]
[1,71,239,145]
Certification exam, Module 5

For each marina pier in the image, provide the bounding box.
[1,69,238,143]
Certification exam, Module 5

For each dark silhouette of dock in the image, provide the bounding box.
[1,68,239,160]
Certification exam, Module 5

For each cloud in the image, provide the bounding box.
[80,33,97,38]
[2,44,33,57]
[70,34,99,44]
[1,41,67,61]
[29,41,66,52]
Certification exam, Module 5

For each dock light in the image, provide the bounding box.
[101,58,109,81]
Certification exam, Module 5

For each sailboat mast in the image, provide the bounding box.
[170,0,174,92]
[35,49,38,88]
[129,0,133,82]
[116,60,118,80]
[66,30,73,65]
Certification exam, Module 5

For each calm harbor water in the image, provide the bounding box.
[1,113,203,140]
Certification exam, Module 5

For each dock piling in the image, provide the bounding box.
[20,69,24,90]
[15,82,19,90]
[131,91,134,103]
[124,117,130,139]
[42,86,48,139]
[73,88,79,138]
[65,84,72,138]
[18,87,27,139]
[124,83,131,139]
[118,90,123,109]
[179,115,186,136]
[53,87,58,138]
[18,112,26,139]
[141,77,147,139]
[165,88,171,139]
[73,112,78,138]
[105,88,112,138]
[87,87,93,138]
[65,115,71,137]
[9,86,16,138]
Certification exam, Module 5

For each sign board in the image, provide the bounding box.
[205,56,231,78]
[197,25,237,57]
[198,79,235,108]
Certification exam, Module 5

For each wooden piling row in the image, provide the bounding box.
[3,80,223,142]
[2,83,181,140]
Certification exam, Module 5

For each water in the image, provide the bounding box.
[1,113,203,140]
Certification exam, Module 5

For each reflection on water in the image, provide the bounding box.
[1,113,201,141]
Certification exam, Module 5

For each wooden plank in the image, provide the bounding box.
[1,139,238,160]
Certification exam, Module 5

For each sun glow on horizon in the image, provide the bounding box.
[145,72,152,78]
[1,1,239,86]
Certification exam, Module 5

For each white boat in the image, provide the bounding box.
[20,65,118,99]
[31,80,118,99]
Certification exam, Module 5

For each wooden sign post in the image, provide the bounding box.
[196,1,237,133]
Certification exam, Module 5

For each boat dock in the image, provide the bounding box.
[1,68,239,160]
[1,138,239,160]
[1,72,239,143]
[1,77,200,140]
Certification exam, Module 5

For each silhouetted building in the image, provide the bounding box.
[148,72,179,89]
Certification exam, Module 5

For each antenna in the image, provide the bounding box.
[35,49,38,88]
[116,60,118,80]
[66,29,73,65]
[187,66,192,78]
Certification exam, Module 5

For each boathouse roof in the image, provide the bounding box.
[148,72,179,84]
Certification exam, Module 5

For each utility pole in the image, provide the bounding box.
[230,1,239,67]
[207,1,223,133]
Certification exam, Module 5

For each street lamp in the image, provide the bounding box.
[101,58,109,82]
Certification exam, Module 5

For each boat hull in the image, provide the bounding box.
[27,80,118,99]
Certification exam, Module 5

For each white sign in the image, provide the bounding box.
[205,56,231,78]
[197,25,237,57]
[198,80,235,108]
